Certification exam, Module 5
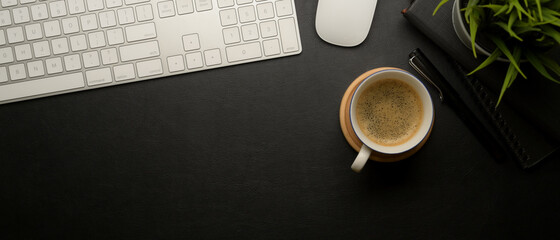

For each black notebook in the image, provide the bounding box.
[403,0,560,168]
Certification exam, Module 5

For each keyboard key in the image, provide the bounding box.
[25,23,43,40]
[0,47,14,64]
[7,27,25,44]
[0,10,12,27]
[220,9,237,26]
[80,14,99,31]
[51,38,69,55]
[1,0,17,7]
[86,67,113,86]
[101,48,118,65]
[64,54,82,71]
[119,40,160,62]
[107,28,125,45]
[20,0,37,4]
[68,0,86,14]
[182,33,200,51]
[125,0,149,4]
[217,0,234,8]
[176,0,194,15]
[9,64,27,80]
[195,0,212,12]
[278,17,299,53]
[70,34,88,51]
[44,20,62,37]
[33,41,51,58]
[88,31,106,48]
[114,63,135,81]
[62,17,80,34]
[87,0,104,11]
[0,30,5,46]
[167,55,185,72]
[30,4,48,21]
[15,44,33,61]
[117,8,135,25]
[136,59,163,77]
[222,27,240,45]
[136,4,154,21]
[260,20,277,38]
[107,0,123,8]
[257,2,274,20]
[0,73,85,103]
[49,1,68,18]
[125,22,157,42]
[158,1,176,18]
[237,0,253,5]
[238,5,256,23]
[275,0,293,17]
[204,49,222,66]
[241,24,259,41]
[0,67,7,83]
[27,60,45,78]
[99,11,117,28]
[13,7,31,24]
[185,52,203,69]
[83,51,100,68]
[263,38,280,56]
[225,42,261,62]
[45,57,63,74]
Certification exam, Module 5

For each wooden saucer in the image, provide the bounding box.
[339,67,434,162]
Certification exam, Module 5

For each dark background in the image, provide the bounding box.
[2,0,559,239]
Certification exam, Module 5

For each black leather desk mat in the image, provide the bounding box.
[2,0,559,239]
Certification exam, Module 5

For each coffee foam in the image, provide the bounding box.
[356,79,423,146]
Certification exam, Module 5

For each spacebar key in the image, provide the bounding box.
[0,73,85,103]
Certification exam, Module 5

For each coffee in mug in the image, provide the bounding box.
[350,69,433,173]
[355,78,423,146]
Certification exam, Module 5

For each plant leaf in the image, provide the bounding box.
[514,26,541,35]
[508,11,518,30]
[495,4,509,16]
[432,0,449,16]
[512,0,533,20]
[526,51,560,83]
[542,7,560,17]
[468,9,484,58]
[494,22,524,41]
[489,35,527,79]
[541,8,560,27]
[468,48,503,75]
[537,0,544,21]
[539,54,560,77]
[508,47,523,88]
[541,25,560,44]
[496,62,519,107]
[470,20,479,57]
[481,4,507,15]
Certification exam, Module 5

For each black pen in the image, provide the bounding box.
[408,48,508,161]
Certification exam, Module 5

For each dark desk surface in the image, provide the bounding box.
[2,0,560,239]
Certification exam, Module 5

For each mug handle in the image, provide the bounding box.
[351,144,372,173]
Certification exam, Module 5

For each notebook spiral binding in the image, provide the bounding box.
[454,62,531,167]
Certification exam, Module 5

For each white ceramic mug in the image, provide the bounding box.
[349,69,434,173]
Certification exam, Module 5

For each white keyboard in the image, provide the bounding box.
[0,0,302,104]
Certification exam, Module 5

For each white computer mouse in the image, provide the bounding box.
[315,0,378,47]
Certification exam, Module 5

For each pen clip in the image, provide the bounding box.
[409,55,444,102]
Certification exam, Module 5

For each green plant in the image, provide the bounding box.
[434,0,560,106]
